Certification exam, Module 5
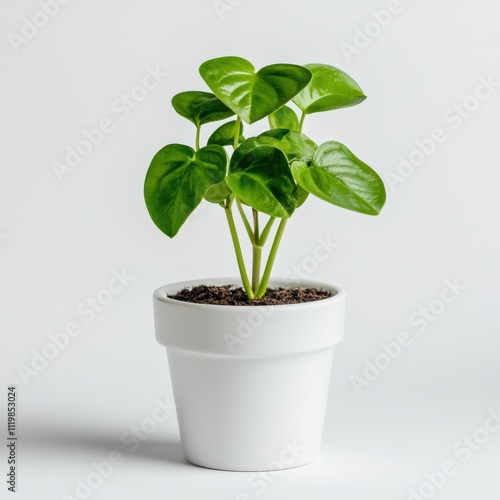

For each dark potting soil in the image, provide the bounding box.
[168,285,332,306]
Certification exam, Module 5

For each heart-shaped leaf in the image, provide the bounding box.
[291,141,385,215]
[226,145,297,218]
[144,144,227,237]
[208,120,244,146]
[268,105,299,131]
[171,91,234,127]
[293,64,366,114]
[199,57,312,124]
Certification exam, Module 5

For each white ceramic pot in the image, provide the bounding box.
[153,277,345,471]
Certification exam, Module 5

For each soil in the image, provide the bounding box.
[168,284,332,306]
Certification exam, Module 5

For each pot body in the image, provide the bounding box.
[153,278,345,471]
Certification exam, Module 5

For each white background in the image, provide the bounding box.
[1,0,499,498]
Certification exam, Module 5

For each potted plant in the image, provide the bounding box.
[144,56,386,471]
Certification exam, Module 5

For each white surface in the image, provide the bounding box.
[154,278,344,470]
[1,0,499,498]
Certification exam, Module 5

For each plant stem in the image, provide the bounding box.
[236,198,253,241]
[224,202,254,299]
[298,112,306,133]
[233,116,242,150]
[259,217,276,246]
[251,209,261,294]
[256,218,288,298]
[195,125,201,150]
[252,244,262,295]
[252,209,259,240]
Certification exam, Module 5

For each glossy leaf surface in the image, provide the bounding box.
[171,91,234,127]
[144,144,227,236]
[293,64,366,114]
[291,141,385,215]
[199,57,312,124]
[227,145,297,217]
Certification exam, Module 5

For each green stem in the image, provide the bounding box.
[252,244,262,295]
[257,218,288,298]
[298,112,306,133]
[251,209,261,294]
[224,203,254,299]
[259,217,276,246]
[236,198,253,241]
[195,125,201,151]
[233,116,242,150]
[252,209,259,241]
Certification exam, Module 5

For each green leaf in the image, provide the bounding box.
[257,128,290,141]
[226,145,297,218]
[252,130,314,208]
[171,91,234,127]
[228,137,263,171]
[259,129,317,162]
[208,120,244,146]
[144,144,228,237]
[291,141,386,215]
[199,56,312,124]
[204,179,232,203]
[293,64,366,114]
[268,105,299,131]
[231,130,316,169]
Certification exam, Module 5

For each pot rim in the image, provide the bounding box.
[154,276,345,311]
